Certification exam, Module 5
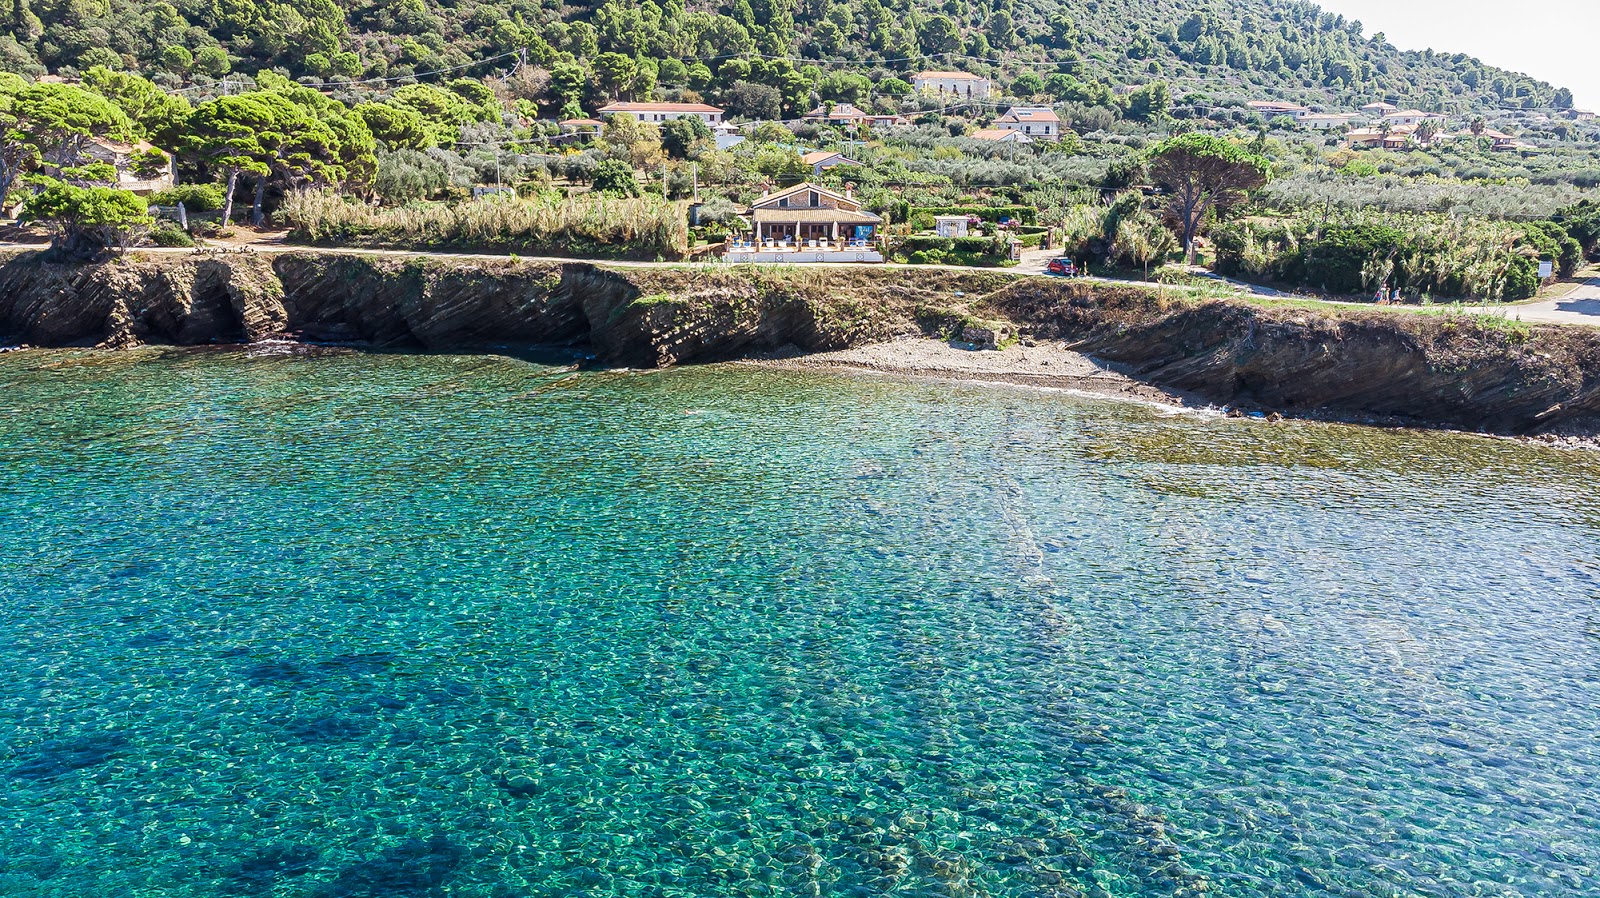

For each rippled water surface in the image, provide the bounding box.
[2,347,1599,898]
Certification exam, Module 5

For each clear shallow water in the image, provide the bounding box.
[1,348,1598,898]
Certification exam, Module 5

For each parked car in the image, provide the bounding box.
[1047,257,1078,277]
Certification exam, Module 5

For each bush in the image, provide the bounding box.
[148,183,225,213]
[146,225,194,247]
[592,159,642,197]
[911,204,1036,225]
[22,181,152,257]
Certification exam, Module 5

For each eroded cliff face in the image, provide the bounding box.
[3,249,1599,437]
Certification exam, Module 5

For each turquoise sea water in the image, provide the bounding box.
[1,347,1598,898]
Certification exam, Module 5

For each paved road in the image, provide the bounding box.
[1486,279,1600,327]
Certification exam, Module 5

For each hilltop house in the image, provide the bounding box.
[84,138,174,195]
[558,118,603,136]
[801,151,863,176]
[993,107,1060,141]
[802,103,869,127]
[911,71,992,99]
[1563,109,1596,122]
[1360,101,1399,118]
[1300,113,1357,131]
[865,114,912,129]
[1460,128,1524,151]
[724,182,883,263]
[1382,110,1448,128]
[1247,100,1311,120]
[597,101,723,125]
[1345,123,1444,150]
[969,128,1032,144]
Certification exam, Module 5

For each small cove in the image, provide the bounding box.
[2,348,1597,897]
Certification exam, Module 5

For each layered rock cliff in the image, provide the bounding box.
[3,248,1599,437]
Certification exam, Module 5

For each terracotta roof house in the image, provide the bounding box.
[724,183,884,263]
[1360,101,1399,117]
[558,118,603,133]
[969,128,1033,144]
[801,150,863,176]
[84,138,174,195]
[597,102,724,125]
[802,103,870,126]
[1461,128,1524,150]
[911,71,992,99]
[1346,124,1433,149]
[993,106,1061,141]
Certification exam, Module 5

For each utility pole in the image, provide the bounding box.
[691,162,699,203]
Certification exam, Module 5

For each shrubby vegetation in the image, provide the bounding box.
[0,0,1589,299]
[0,0,1570,128]
[281,189,688,258]
[1260,171,1591,221]
[1211,211,1587,300]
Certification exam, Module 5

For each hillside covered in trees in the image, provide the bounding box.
[0,0,1575,120]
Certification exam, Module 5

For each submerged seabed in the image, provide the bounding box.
[1,348,1598,898]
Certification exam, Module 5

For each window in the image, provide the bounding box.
[809,192,818,207]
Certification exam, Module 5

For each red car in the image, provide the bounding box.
[1047,258,1078,277]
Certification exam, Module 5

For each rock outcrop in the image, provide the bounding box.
[4,248,1600,437]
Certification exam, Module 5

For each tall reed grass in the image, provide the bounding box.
[281,190,690,259]
[1213,211,1542,300]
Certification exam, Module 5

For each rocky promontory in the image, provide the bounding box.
[3,248,1599,438]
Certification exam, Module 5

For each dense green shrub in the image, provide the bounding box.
[146,224,194,246]
[1299,224,1407,294]
[1213,212,1555,300]
[148,183,225,213]
[912,205,1036,225]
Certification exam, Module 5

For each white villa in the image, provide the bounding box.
[912,71,992,99]
[724,183,883,264]
[993,106,1061,141]
[597,102,724,125]
[1300,113,1358,131]
[1383,109,1448,128]
[1247,100,1311,119]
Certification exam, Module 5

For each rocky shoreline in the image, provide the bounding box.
[750,337,1198,409]
[4,248,1600,439]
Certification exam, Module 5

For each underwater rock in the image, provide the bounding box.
[8,733,130,780]
[244,660,313,685]
[280,715,372,743]
[229,844,319,894]
[317,834,464,898]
